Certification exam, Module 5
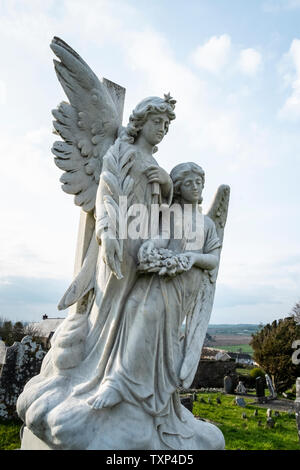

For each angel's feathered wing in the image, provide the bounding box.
[180,185,230,388]
[50,37,126,310]
[51,36,125,212]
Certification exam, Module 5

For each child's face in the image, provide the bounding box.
[180,171,203,204]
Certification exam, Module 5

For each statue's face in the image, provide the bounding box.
[140,112,170,146]
[180,172,203,204]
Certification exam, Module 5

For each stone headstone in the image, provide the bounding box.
[255,376,265,402]
[267,408,272,418]
[235,396,246,407]
[236,381,246,394]
[224,375,234,394]
[265,374,277,399]
[267,417,275,428]
[0,336,46,420]
[180,396,193,412]
[216,396,221,404]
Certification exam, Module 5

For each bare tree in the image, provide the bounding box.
[292,301,300,325]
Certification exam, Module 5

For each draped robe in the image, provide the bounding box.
[17,142,225,450]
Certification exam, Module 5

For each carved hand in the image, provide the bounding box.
[101,232,123,278]
[144,165,172,196]
[185,251,218,271]
[138,237,169,262]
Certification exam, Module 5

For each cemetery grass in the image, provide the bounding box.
[0,419,21,450]
[193,393,300,450]
[1,396,298,451]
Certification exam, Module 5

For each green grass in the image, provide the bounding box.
[218,344,254,355]
[0,419,22,450]
[1,395,299,450]
[193,393,300,450]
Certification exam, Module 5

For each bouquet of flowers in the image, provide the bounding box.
[137,247,191,277]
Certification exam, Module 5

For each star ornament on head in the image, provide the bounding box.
[164,92,176,109]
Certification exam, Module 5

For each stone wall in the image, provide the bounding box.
[0,336,46,420]
[191,359,238,389]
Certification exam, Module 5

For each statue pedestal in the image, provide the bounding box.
[21,427,52,450]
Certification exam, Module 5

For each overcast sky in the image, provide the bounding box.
[1,0,300,324]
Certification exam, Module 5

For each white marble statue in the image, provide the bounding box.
[17,37,230,450]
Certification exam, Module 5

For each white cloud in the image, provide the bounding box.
[263,0,300,12]
[0,80,7,105]
[191,34,232,73]
[278,38,300,120]
[238,48,262,76]
[0,0,299,326]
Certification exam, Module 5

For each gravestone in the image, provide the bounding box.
[265,374,277,399]
[0,336,46,420]
[235,396,246,407]
[224,375,234,394]
[266,408,272,418]
[295,377,300,442]
[266,417,274,428]
[255,376,265,403]
[236,381,246,394]
[180,395,194,412]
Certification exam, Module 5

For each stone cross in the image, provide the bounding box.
[70,79,126,316]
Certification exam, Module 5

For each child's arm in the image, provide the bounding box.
[184,248,219,271]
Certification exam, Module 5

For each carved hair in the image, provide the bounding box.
[170,162,205,204]
[122,94,176,145]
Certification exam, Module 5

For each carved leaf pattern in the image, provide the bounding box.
[100,139,135,275]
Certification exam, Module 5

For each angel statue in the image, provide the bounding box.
[17,37,230,451]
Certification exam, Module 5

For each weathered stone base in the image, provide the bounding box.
[21,427,53,450]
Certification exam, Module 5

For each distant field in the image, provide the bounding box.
[217,344,254,355]
[209,334,252,346]
[207,324,260,336]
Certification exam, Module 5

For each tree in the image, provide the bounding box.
[0,319,13,345]
[292,300,300,325]
[250,316,300,393]
[0,317,44,347]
